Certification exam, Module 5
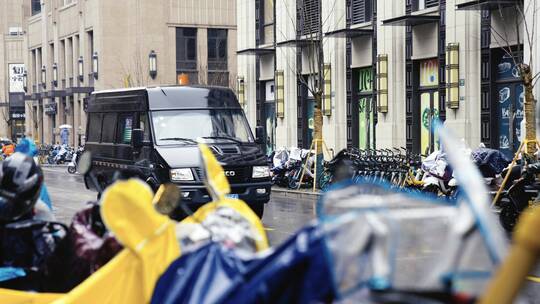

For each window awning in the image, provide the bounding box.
[325,28,373,38]
[65,86,94,95]
[30,92,43,100]
[237,47,275,55]
[43,90,68,99]
[382,15,440,26]
[456,0,521,10]
[276,38,320,47]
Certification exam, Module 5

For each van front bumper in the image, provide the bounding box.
[178,180,271,209]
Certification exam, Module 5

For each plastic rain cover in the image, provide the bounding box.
[316,125,508,301]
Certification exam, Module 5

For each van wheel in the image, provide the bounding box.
[252,204,264,219]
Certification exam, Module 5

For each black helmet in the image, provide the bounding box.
[0,153,43,222]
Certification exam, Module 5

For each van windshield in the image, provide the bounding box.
[152,109,254,145]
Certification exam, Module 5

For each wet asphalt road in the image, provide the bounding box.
[42,166,315,246]
[42,166,540,301]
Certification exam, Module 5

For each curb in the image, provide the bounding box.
[271,187,322,200]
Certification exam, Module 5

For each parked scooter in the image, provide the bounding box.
[287,148,314,189]
[270,148,290,187]
[420,150,458,197]
[319,149,356,190]
[498,162,540,232]
[67,146,84,174]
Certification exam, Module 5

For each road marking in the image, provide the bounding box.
[264,227,275,231]
[527,276,540,283]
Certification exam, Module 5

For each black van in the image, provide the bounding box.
[84,86,271,217]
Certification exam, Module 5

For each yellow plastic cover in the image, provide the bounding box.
[0,179,180,304]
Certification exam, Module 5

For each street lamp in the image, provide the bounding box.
[323,63,332,116]
[92,52,99,79]
[22,70,27,92]
[446,43,460,109]
[52,63,58,87]
[41,65,46,89]
[149,50,157,79]
[275,70,285,118]
[377,54,388,113]
[78,56,84,82]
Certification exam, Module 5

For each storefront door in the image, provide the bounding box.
[417,59,440,155]
[263,81,276,154]
[306,99,315,147]
[495,53,524,158]
[357,68,375,149]
[420,91,439,155]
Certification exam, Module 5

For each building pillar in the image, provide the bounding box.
[197,28,208,84]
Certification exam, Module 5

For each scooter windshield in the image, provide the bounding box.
[151,109,254,146]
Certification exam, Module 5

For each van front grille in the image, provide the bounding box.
[194,166,251,184]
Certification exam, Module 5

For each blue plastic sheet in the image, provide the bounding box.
[0,267,25,282]
[151,225,335,304]
[472,148,511,177]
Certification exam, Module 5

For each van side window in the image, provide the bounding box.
[88,113,103,142]
[117,114,134,144]
[139,114,150,141]
[101,113,117,143]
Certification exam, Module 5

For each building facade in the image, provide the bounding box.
[238,0,537,158]
[23,0,237,146]
[0,0,28,140]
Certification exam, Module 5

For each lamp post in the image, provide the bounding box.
[92,52,99,79]
[377,54,388,113]
[446,43,460,109]
[52,63,58,87]
[323,63,332,116]
[41,66,46,89]
[275,70,284,118]
[149,50,157,79]
[78,56,84,82]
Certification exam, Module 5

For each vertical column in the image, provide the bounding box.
[197,28,208,84]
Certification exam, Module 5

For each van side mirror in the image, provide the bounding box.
[255,126,265,145]
[132,129,144,148]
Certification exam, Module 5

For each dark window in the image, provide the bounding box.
[31,0,41,15]
[351,0,372,24]
[101,113,117,143]
[299,0,321,36]
[208,72,230,87]
[413,0,438,11]
[117,114,134,144]
[176,28,197,71]
[208,29,228,71]
[88,113,103,142]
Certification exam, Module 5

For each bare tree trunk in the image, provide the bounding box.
[521,64,537,155]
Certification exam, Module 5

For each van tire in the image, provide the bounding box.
[252,204,264,219]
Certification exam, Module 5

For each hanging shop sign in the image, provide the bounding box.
[9,63,25,93]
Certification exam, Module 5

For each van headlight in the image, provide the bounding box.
[252,166,270,178]
[170,168,194,181]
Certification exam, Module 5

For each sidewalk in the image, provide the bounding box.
[271,186,322,200]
